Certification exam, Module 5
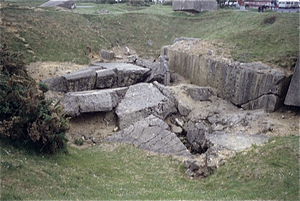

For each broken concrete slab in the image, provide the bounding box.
[105,115,193,158]
[41,66,103,92]
[284,55,300,107]
[100,49,115,60]
[91,62,151,88]
[42,63,150,92]
[205,131,270,151]
[116,82,177,130]
[63,87,128,116]
[177,100,191,116]
[63,69,98,92]
[183,85,213,101]
[42,76,68,93]
[145,55,170,86]
[95,69,117,89]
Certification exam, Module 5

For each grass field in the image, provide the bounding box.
[0,1,299,200]
[1,1,299,68]
[1,136,299,200]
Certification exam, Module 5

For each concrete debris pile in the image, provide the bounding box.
[42,41,299,179]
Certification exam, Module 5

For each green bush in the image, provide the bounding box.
[0,44,69,154]
[74,138,84,146]
[128,0,149,6]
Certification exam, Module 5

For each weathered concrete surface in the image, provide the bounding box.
[100,49,114,60]
[284,55,300,107]
[105,115,193,158]
[42,76,68,93]
[162,39,291,111]
[91,63,151,88]
[177,100,191,116]
[42,63,150,92]
[63,87,128,116]
[95,69,117,89]
[206,131,270,151]
[241,94,284,112]
[116,82,177,129]
[183,85,213,101]
[182,107,272,154]
[63,68,99,92]
[172,0,217,12]
[42,66,103,92]
[145,55,171,86]
[127,55,154,69]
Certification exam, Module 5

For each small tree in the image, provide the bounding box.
[0,44,69,154]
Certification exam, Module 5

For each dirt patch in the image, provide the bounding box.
[263,16,276,25]
[169,39,233,62]
[68,112,117,149]
[27,62,87,82]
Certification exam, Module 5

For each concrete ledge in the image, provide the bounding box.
[161,39,291,111]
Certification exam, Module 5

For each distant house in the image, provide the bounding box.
[172,0,218,12]
[40,0,76,9]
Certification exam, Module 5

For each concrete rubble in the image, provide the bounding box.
[115,82,177,129]
[42,40,299,179]
[105,115,193,158]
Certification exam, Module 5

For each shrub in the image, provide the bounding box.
[128,0,150,6]
[74,138,84,146]
[0,44,69,154]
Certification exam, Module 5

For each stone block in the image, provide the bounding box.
[95,69,117,89]
[64,70,97,92]
[100,49,115,60]
[284,55,300,107]
[63,87,128,116]
[105,115,193,158]
[41,76,68,93]
[116,83,177,129]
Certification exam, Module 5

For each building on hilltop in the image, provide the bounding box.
[172,0,218,12]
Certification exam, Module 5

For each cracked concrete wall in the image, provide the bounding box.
[284,54,300,107]
[162,45,291,112]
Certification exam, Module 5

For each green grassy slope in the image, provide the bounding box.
[1,3,299,68]
[1,136,299,200]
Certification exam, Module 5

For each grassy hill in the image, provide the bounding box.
[1,1,299,68]
[1,136,299,200]
[0,1,299,200]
